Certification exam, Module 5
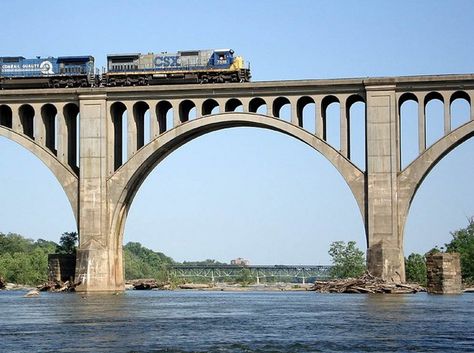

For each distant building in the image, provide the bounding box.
[231,258,250,266]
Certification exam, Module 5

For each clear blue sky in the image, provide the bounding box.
[1,0,473,264]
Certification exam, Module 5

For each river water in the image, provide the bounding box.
[0,290,473,352]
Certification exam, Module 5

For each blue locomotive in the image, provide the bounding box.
[104,48,250,86]
[0,48,250,89]
[0,56,95,88]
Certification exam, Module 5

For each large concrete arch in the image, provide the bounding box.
[398,119,474,238]
[0,126,79,223]
[107,112,366,261]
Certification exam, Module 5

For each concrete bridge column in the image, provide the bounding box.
[339,96,348,158]
[56,103,68,165]
[365,84,405,283]
[33,103,45,145]
[75,94,123,292]
[470,92,474,121]
[315,97,324,139]
[417,94,426,154]
[148,100,159,140]
[442,92,451,135]
[10,104,22,134]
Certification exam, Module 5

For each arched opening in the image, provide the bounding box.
[399,93,419,169]
[272,97,291,122]
[19,104,35,139]
[156,101,173,134]
[249,97,267,115]
[321,95,341,150]
[0,137,77,257]
[404,137,474,259]
[122,126,366,269]
[41,104,58,155]
[297,96,315,133]
[450,91,471,130]
[225,98,243,112]
[133,101,150,150]
[424,92,444,148]
[346,95,366,170]
[202,99,220,116]
[0,105,13,128]
[111,102,127,171]
[179,100,196,123]
[63,103,79,171]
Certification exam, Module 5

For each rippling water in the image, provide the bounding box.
[0,290,473,352]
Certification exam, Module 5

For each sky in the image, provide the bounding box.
[0,0,473,264]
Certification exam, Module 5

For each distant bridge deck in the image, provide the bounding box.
[169,264,333,283]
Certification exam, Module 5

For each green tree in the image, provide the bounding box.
[55,232,78,254]
[328,241,366,278]
[235,268,253,285]
[405,253,427,285]
[123,242,174,280]
[445,217,474,283]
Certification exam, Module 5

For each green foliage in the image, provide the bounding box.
[182,259,227,266]
[328,241,366,279]
[405,253,427,285]
[445,217,474,283]
[0,232,57,285]
[55,232,78,255]
[235,268,253,285]
[123,242,174,280]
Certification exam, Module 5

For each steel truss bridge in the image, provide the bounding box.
[169,265,333,284]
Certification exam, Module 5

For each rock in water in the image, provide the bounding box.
[24,289,40,298]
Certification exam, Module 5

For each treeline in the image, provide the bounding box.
[0,233,57,285]
[124,242,174,280]
[0,233,177,285]
[405,217,474,285]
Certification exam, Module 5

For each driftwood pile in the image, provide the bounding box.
[133,279,159,290]
[37,279,80,292]
[312,272,425,294]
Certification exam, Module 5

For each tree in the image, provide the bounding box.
[123,242,174,280]
[445,217,474,283]
[55,232,78,255]
[328,241,366,278]
[405,253,427,285]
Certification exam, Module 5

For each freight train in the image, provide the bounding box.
[0,49,250,89]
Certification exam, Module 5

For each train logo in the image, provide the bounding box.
[154,56,180,67]
[40,61,54,75]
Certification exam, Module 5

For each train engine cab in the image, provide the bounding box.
[0,55,95,89]
[103,49,251,86]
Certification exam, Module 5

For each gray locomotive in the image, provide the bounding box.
[103,48,250,86]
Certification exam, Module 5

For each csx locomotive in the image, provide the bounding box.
[0,49,250,89]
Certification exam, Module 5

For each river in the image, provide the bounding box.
[0,290,473,352]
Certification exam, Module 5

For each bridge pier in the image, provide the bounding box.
[74,94,124,292]
[365,84,405,282]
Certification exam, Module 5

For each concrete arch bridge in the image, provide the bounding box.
[0,74,473,291]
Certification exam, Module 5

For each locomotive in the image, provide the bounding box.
[104,48,251,86]
[0,49,250,89]
[0,56,95,88]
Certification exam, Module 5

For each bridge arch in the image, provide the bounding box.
[398,119,474,237]
[107,112,366,254]
[0,126,79,223]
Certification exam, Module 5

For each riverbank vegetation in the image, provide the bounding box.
[328,241,366,278]
[3,217,473,286]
